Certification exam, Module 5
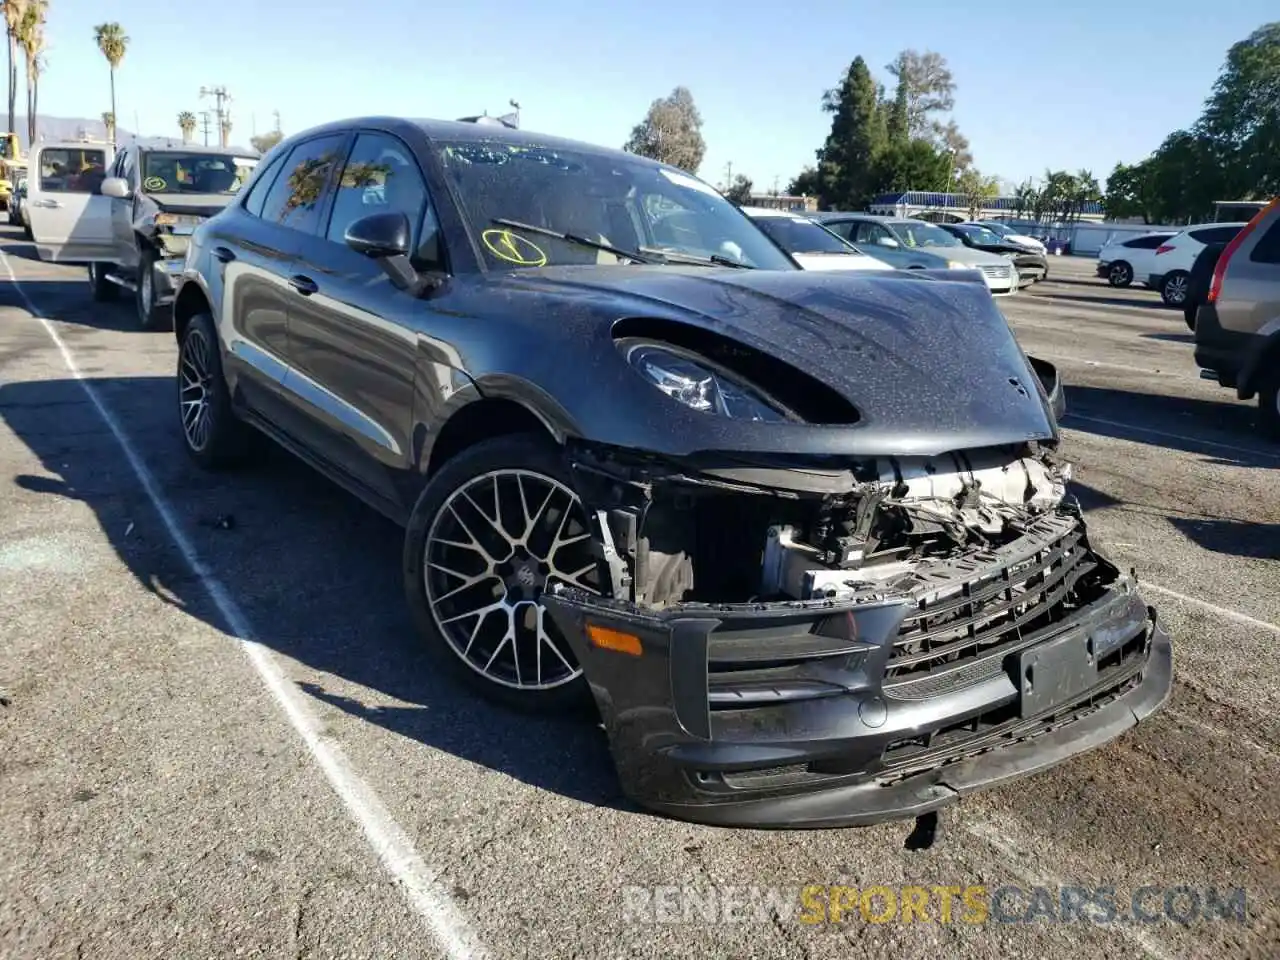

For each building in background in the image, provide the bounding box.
[868,191,1105,224]
[746,194,817,212]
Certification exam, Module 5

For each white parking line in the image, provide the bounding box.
[0,250,488,960]
[1064,414,1280,461]
[1142,582,1280,636]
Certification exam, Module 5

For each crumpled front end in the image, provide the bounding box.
[542,440,1172,828]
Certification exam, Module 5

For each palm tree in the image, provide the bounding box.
[2,1,25,138]
[93,22,128,143]
[16,0,43,145]
[178,110,195,142]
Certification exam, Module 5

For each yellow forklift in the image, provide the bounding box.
[0,132,25,210]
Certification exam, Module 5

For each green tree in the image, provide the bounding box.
[93,22,128,143]
[250,129,282,153]
[816,56,885,209]
[788,166,822,198]
[956,168,1000,220]
[885,49,955,138]
[1197,21,1280,195]
[932,118,973,177]
[886,78,908,146]
[622,86,706,173]
[177,110,196,142]
[723,173,753,205]
[876,138,950,193]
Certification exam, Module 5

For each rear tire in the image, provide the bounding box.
[1107,261,1133,287]
[88,262,119,302]
[402,433,606,715]
[1160,270,1190,307]
[177,312,254,469]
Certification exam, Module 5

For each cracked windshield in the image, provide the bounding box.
[2,3,1278,960]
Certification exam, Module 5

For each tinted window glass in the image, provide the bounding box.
[243,152,288,218]
[752,215,855,254]
[39,147,108,193]
[259,134,346,233]
[326,132,435,261]
[822,219,854,241]
[1123,234,1169,249]
[1251,219,1280,265]
[1190,225,1243,245]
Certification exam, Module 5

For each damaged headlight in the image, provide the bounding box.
[619,339,791,422]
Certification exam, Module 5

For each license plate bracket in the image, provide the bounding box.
[1015,631,1096,719]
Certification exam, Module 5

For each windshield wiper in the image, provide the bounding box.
[490,218,663,265]
[637,247,755,269]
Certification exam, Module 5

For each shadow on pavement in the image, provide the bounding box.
[1029,291,1169,312]
[1141,332,1195,344]
[1062,384,1279,468]
[1168,517,1280,560]
[0,374,629,814]
[0,275,142,333]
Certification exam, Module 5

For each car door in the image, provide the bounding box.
[281,129,441,505]
[211,133,349,429]
[107,147,139,268]
[27,143,116,261]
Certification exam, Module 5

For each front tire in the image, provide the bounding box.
[1107,261,1133,287]
[1160,270,1190,306]
[88,262,119,302]
[136,248,171,331]
[403,434,607,714]
[177,312,253,469]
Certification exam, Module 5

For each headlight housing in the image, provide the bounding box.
[618,338,793,422]
[946,260,968,269]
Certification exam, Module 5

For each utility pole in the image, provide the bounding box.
[272,110,282,134]
[724,161,732,190]
[199,85,232,147]
[198,110,212,146]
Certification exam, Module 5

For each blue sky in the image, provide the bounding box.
[30,0,1275,192]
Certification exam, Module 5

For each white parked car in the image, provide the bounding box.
[1095,231,1177,287]
[741,207,893,272]
[975,220,1047,254]
[1146,222,1248,306]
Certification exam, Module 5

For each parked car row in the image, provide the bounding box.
[1096,222,1248,307]
[12,117,1175,830]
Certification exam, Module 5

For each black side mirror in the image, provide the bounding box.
[345,211,411,258]
[345,211,427,291]
[1027,355,1066,421]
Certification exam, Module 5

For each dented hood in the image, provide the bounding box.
[484,266,1059,458]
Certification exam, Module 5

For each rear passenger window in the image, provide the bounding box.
[1190,226,1243,245]
[1124,235,1167,249]
[259,134,346,233]
[1251,220,1280,265]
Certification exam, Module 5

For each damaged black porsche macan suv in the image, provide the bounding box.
[171,116,1172,828]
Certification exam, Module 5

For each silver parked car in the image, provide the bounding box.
[1193,198,1280,438]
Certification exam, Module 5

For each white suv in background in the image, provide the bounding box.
[1147,222,1247,306]
[1095,231,1177,287]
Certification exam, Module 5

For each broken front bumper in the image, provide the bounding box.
[542,516,1172,829]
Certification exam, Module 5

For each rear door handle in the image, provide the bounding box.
[213,245,235,263]
[289,274,318,296]
[33,198,61,208]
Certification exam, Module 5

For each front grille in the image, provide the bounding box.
[885,518,1099,681]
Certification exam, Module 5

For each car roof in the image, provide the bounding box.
[285,116,679,175]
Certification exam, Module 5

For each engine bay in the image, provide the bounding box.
[569,440,1075,611]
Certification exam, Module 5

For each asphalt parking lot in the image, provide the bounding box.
[1,236,1277,960]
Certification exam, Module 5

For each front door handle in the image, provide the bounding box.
[289,274,318,296]
[213,245,236,263]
